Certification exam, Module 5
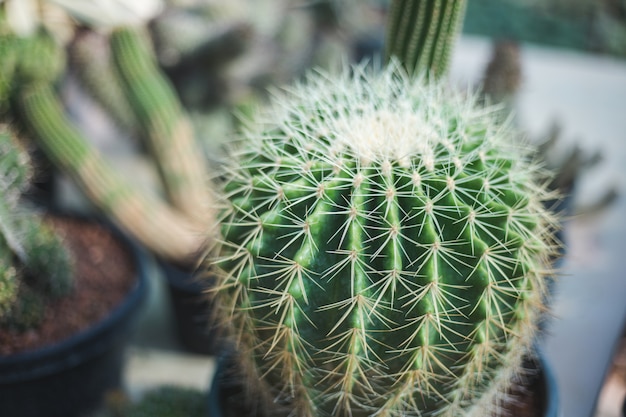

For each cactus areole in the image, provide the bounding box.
[211,63,558,417]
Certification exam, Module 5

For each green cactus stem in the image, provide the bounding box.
[385,0,467,79]
[109,27,211,224]
[0,36,18,113]
[68,29,138,133]
[18,83,205,264]
[210,63,559,417]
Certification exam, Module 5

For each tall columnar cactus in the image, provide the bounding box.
[385,0,467,79]
[0,126,73,328]
[210,63,559,417]
[109,27,210,223]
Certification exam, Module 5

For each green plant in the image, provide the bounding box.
[0,125,73,329]
[385,0,467,78]
[209,59,559,416]
[207,1,560,413]
[0,4,212,265]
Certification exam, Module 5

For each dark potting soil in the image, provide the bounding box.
[0,216,135,356]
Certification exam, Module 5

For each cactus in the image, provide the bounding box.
[109,26,211,223]
[0,126,29,318]
[68,29,139,133]
[17,82,204,263]
[0,7,213,264]
[0,125,73,328]
[385,0,467,79]
[209,62,559,417]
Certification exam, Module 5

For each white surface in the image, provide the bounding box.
[124,347,215,400]
[451,35,626,417]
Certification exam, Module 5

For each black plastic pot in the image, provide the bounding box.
[536,350,560,417]
[0,225,149,417]
[159,259,221,355]
[207,349,559,417]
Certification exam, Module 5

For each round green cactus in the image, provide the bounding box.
[210,62,559,417]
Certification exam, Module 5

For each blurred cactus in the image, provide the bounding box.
[209,61,559,416]
[0,126,29,319]
[592,1,626,56]
[109,27,210,222]
[148,1,395,111]
[0,3,212,264]
[68,29,138,133]
[480,39,521,111]
[0,125,73,329]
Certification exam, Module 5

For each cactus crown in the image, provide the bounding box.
[0,126,73,329]
[211,62,559,417]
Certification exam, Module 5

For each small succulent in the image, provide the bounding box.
[0,125,73,329]
[209,61,559,417]
[96,386,205,417]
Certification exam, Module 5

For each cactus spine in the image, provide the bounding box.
[0,126,73,328]
[210,62,559,417]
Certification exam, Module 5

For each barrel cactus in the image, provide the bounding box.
[209,62,559,417]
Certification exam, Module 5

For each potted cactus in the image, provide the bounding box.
[0,125,148,416]
[0,1,221,353]
[205,1,560,416]
[0,128,73,328]
[206,61,560,417]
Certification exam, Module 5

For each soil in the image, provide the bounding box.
[0,216,136,355]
